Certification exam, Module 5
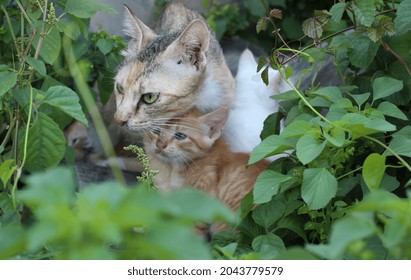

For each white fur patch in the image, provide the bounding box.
[224,49,291,157]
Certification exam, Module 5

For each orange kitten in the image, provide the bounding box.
[143,107,269,213]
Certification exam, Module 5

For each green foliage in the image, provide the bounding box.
[1,0,411,260]
[212,0,411,260]
[0,167,235,259]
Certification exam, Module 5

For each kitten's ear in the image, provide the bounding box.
[168,19,210,70]
[238,49,257,69]
[122,5,156,56]
[200,106,229,141]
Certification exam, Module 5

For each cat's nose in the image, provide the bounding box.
[114,113,129,126]
[156,141,168,151]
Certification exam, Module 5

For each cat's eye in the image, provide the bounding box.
[115,83,124,95]
[142,93,159,104]
[152,127,161,135]
[174,132,187,141]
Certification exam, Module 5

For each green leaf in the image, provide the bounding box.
[261,66,269,86]
[24,56,46,77]
[257,56,268,72]
[248,135,294,165]
[302,17,323,39]
[351,92,370,107]
[21,113,67,172]
[277,216,307,242]
[252,197,286,228]
[43,86,88,126]
[377,101,408,120]
[252,233,286,259]
[256,17,267,34]
[96,38,114,55]
[33,26,60,65]
[312,86,342,102]
[394,0,411,35]
[362,153,386,191]
[301,168,338,210]
[253,170,294,204]
[330,2,346,23]
[348,34,380,69]
[351,0,376,27]
[260,112,282,140]
[65,0,117,18]
[281,120,311,138]
[56,19,81,40]
[296,135,327,165]
[373,76,403,101]
[0,71,17,97]
[386,135,411,158]
[0,159,18,186]
[324,126,346,147]
[19,167,75,208]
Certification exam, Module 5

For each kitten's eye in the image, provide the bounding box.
[142,93,160,104]
[152,127,161,135]
[115,83,124,95]
[177,59,182,65]
[174,132,187,141]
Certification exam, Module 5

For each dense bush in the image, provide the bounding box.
[1,0,410,259]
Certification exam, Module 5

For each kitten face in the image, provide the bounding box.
[144,107,228,165]
[114,8,210,133]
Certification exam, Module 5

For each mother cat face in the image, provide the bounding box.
[113,6,210,132]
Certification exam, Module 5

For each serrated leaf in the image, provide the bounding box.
[296,135,327,165]
[24,56,46,77]
[330,2,346,23]
[261,66,269,86]
[257,56,268,72]
[65,0,117,18]
[252,233,285,259]
[302,17,323,39]
[394,0,411,35]
[21,113,66,172]
[256,17,267,34]
[43,86,88,126]
[248,135,294,165]
[352,0,376,27]
[363,153,386,191]
[0,71,17,97]
[377,101,408,120]
[301,168,338,210]
[373,76,403,101]
[348,34,380,68]
[270,8,283,20]
[253,170,294,204]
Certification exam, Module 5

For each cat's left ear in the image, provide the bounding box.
[168,19,210,70]
[201,106,229,142]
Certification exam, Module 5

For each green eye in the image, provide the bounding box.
[116,83,124,94]
[142,93,160,104]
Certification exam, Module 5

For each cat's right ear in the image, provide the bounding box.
[201,106,229,142]
[122,5,156,56]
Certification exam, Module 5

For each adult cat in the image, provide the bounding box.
[113,1,235,132]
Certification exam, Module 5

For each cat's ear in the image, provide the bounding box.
[168,19,210,70]
[238,49,257,69]
[122,5,156,56]
[200,106,229,141]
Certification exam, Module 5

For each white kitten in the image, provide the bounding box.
[224,49,291,154]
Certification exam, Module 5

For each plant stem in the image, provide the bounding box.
[1,5,21,59]
[11,86,33,210]
[62,36,126,185]
[337,166,363,180]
